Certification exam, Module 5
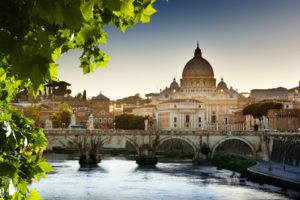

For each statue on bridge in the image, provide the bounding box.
[87,114,94,130]
[68,114,76,129]
[44,119,53,129]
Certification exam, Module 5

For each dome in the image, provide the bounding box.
[217,78,228,91]
[182,44,214,78]
[170,78,180,91]
[92,92,110,100]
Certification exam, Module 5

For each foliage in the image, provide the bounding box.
[75,92,83,100]
[0,104,53,199]
[115,114,146,130]
[24,105,41,127]
[117,93,150,105]
[213,154,256,175]
[242,101,283,118]
[156,149,194,159]
[1,0,157,198]
[82,90,87,101]
[0,0,157,93]
[74,90,87,101]
[51,103,73,128]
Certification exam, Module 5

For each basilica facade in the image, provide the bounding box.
[149,44,247,130]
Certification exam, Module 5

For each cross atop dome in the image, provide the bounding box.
[194,42,202,57]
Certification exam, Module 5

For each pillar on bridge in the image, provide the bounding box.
[192,152,205,164]
[260,132,273,161]
[136,144,157,166]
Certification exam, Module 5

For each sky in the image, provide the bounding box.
[57,0,300,100]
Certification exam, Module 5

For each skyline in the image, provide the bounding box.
[57,0,300,100]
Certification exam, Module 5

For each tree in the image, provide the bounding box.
[82,90,87,101]
[24,105,41,127]
[0,104,52,199]
[115,114,146,130]
[242,101,283,118]
[51,103,73,128]
[0,0,157,198]
[75,92,83,100]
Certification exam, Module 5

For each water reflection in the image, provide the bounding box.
[30,154,299,200]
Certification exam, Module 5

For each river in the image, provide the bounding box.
[30,153,300,200]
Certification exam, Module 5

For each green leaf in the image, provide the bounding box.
[17,181,28,195]
[38,161,54,173]
[0,162,17,177]
[53,1,64,26]
[120,0,134,17]
[140,4,157,23]
[28,189,42,200]
[76,24,96,46]
[103,0,121,11]
[80,0,94,21]
[63,0,84,29]
[0,68,6,81]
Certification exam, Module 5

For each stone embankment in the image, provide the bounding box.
[247,161,300,190]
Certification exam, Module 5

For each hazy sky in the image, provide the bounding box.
[57,0,300,100]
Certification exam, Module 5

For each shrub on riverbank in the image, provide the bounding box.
[156,149,194,159]
[213,154,256,175]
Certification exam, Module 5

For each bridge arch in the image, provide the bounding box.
[211,136,256,158]
[47,135,77,148]
[100,135,140,155]
[157,136,198,158]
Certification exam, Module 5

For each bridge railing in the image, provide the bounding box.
[43,128,279,136]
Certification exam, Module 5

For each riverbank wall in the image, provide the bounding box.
[247,162,300,191]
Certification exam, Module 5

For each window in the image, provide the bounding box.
[198,117,201,122]
[198,105,201,108]
[225,118,228,124]
[174,117,177,123]
[174,124,177,127]
[211,116,216,123]
[185,115,190,123]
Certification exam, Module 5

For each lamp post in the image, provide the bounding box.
[287,112,290,132]
[274,113,277,131]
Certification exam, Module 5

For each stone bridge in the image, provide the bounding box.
[44,129,300,164]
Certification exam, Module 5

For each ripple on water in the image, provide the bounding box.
[30,156,298,200]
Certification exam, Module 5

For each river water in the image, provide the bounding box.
[31,154,300,200]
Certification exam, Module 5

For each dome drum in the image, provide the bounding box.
[180,78,216,88]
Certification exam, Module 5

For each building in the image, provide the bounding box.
[249,87,293,102]
[132,105,156,117]
[155,99,205,130]
[67,100,90,126]
[150,44,247,131]
[90,92,114,129]
[268,109,300,132]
